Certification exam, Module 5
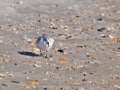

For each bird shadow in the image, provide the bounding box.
[18,51,40,57]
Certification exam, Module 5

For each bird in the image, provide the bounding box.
[35,34,54,58]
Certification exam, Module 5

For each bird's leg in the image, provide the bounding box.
[39,49,43,56]
[45,50,48,58]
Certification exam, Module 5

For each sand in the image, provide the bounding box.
[0,0,120,90]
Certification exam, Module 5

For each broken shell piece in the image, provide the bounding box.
[49,23,58,29]
[108,34,115,39]
[0,73,5,79]
[65,35,72,39]
[33,64,41,68]
[113,38,119,43]
[32,48,39,54]
[17,0,23,5]
[0,55,8,62]
[27,81,39,86]
[114,85,120,90]
[58,58,68,63]
[76,13,81,18]
[76,45,83,48]
[0,40,3,43]
[27,39,35,46]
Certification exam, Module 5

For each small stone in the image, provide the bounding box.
[97,18,103,21]
[57,49,64,53]
[32,48,39,54]
[65,35,72,39]
[1,84,8,87]
[82,79,87,82]
[14,63,17,66]
[0,25,2,29]
[49,55,53,57]
[56,67,60,69]
[100,34,107,38]
[71,60,74,62]
[33,64,41,68]
[97,28,106,32]
[17,0,23,5]
[0,40,3,43]
[87,52,90,57]
[60,87,63,90]
[43,87,47,90]
[27,81,39,86]
[0,73,5,79]
[38,19,41,22]
[108,34,115,39]
[114,85,120,90]
[11,81,20,83]
[49,23,58,29]
[89,72,93,75]
[87,54,90,57]
[9,74,14,77]
[58,58,68,63]
[0,55,8,62]
[27,39,35,46]
[76,45,83,48]
[101,13,105,16]
[76,13,81,18]
[83,72,87,76]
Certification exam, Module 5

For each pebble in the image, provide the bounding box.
[43,87,47,90]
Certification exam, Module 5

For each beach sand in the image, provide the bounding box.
[0,0,120,90]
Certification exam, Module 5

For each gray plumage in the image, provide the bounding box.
[36,34,54,58]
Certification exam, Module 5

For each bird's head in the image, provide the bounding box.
[48,38,54,44]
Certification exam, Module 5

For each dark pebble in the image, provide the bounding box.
[82,79,87,81]
[43,87,47,90]
[14,63,17,66]
[50,55,53,57]
[71,60,74,62]
[1,84,8,87]
[89,72,93,75]
[75,88,79,90]
[87,54,90,57]
[11,81,20,83]
[65,35,72,39]
[97,18,103,21]
[83,73,87,76]
[58,49,64,53]
[97,28,106,32]
[60,87,63,90]
[56,67,60,69]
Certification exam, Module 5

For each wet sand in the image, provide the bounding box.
[0,0,120,90]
